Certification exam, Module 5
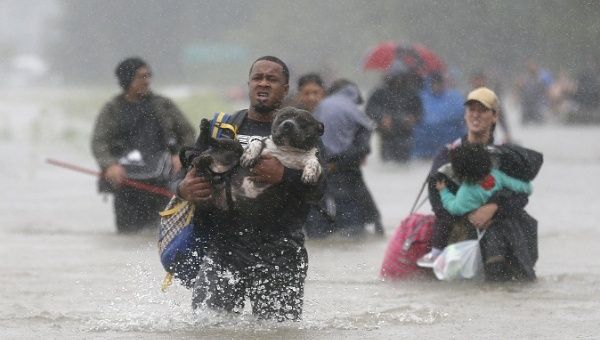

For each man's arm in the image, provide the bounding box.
[172,129,214,203]
[91,101,129,186]
[165,99,196,150]
[406,92,423,123]
[91,102,120,170]
[365,88,386,121]
[327,126,371,170]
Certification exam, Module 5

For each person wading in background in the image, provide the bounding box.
[91,57,195,233]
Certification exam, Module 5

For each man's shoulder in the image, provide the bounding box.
[106,93,124,105]
[225,109,249,129]
[367,86,389,100]
[228,109,248,119]
[100,94,125,114]
[146,93,175,107]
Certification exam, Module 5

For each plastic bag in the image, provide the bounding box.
[433,230,485,281]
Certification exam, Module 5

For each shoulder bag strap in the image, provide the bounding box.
[409,175,430,214]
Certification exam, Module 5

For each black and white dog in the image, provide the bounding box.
[183,106,323,209]
[238,106,324,198]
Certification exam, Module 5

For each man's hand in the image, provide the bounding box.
[177,168,213,203]
[249,154,284,185]
[104,164,126,187]
[380,115,393,130]
[468,203,498,229]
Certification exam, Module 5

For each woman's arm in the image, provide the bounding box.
[467,188,530,228]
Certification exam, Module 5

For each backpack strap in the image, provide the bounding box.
[229,109,247,133]
[209,110,247,140]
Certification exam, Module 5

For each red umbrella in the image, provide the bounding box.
[362,41,397,70]
[362,42,446,76]
[412,43,446,76]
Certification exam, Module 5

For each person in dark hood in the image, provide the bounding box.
[314,79,384,237]
[177,56,324,321]
[91,57,195,233]
[365,68,423,163]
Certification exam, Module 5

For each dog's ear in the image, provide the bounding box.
[192,154,213,177]
[199,119,211,146]
[317,122,325,136]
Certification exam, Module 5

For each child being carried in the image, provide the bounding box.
[417,143,533,268]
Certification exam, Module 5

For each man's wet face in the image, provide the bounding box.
[297,82,325,112]
[248,60,289,115]
[128,66,151,97]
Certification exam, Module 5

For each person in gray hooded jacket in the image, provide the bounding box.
[313,79,384,236]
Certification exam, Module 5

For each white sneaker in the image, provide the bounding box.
[416,252,439,268]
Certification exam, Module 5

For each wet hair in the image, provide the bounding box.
[327,78,363,104]
[297,73,324,90]
[115,57,147,90]
[249,55,290,84]
[450,143,492,183]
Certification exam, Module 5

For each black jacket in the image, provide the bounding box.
[194,110,324,268]
[428,137,540,280]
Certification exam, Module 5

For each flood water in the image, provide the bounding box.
[1,90,599,339]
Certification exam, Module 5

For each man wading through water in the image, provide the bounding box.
[91,57,195,233]
[177,56,324,321]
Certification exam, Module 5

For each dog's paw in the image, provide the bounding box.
[301,159,322,184]
[240,140,263,168]
[240,151,257,168]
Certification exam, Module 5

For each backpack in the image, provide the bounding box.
[493,144,543,181]
[380,213,435,279]
[158,110,246,290]
[380,179,435,280]
[209,110,247,140]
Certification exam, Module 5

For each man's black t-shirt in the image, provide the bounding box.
[195,112,322,269]
[236,116,272,137]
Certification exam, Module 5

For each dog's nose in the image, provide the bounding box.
[282,120,294,131]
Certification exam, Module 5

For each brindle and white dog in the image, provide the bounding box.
[185,106,323,210]
[238,106,324,198]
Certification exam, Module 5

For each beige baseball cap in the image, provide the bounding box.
[465,87,499,112]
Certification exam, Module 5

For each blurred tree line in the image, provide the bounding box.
[49,0,600,87]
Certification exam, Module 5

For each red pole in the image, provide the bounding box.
[46,158,174,198]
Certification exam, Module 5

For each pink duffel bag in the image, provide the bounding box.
[380,178,435,279]
[380,213,434,279]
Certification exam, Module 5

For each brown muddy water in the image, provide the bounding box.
[1,92,599,339]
